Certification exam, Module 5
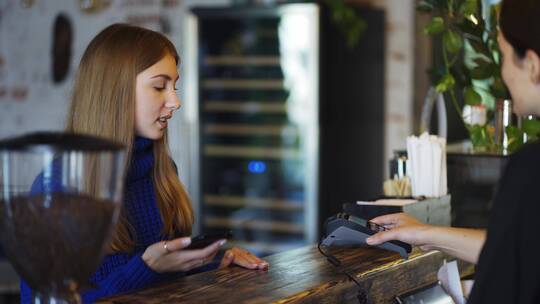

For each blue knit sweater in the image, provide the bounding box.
[20,137,198,303]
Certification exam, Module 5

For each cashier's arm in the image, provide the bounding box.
[365,213,486,264]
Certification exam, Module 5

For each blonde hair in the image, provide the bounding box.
[67,23,193,252]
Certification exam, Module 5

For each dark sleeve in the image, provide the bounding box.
[468,144,540,303]
[81,253,161,303]
[20,253,161,304]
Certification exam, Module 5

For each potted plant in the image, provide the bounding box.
[418,0,540,153]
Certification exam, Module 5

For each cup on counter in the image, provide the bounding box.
[389,151,408,180]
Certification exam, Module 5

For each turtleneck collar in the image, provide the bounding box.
[134,136,153,153]
[126,136,154,183]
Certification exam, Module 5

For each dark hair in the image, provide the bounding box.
[500,0,540,58]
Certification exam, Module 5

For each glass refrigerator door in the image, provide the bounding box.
[193,4,319,256]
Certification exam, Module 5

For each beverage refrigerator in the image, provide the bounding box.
[184,3,385,256]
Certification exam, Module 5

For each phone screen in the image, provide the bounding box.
[367,221,386,232]
[185,231,232,250]
[347,214,386,232]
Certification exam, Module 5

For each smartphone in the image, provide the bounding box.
[367,220,386,233]
[185,231,232,250]
[346,214,387,233]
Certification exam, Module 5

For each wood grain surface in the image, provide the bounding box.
[99,245,474,304]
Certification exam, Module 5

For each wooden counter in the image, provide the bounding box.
[100,245,474,303]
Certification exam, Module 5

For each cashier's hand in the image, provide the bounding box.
[218,247,269,271]
[366,213,432,250]
[142,237,224,273]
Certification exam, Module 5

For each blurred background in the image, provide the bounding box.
[0,0,454,302]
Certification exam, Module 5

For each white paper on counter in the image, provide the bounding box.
[437,260,465,304]
[357,199,418,206]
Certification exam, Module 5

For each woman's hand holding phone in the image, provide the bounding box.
[142,233,268,273]
[142,237,226,273]
[183,232,269,271]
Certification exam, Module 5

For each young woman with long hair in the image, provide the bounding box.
[20,23,268,303]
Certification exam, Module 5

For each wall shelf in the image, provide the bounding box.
[205,56,281,66]
[203,101,287,114]
[202,79,284,90]
[204,124,296,136]
[205,217,304,234]
[204,145,301,159]
[203,194,303,211]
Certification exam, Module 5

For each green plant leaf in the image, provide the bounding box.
[327,0,367,49]
[417,1,434,13]
[443,29,464,53]
[464,86,482,105]
[436,73,456,92]
[459,0,478,17]
[506,125,524,153]
[489,3,502,32]
[345,20,367,49]
[417,0,448,10]
[470,64,494,79]
[527,135,539,143]
[468,125,491,148]
[473,57,492,66]
[428,66,447,87]
[425,17,445,35]
[452,66,471,87]
[468,38,491,58]
[490,77,509,99]
[459,16,485,37]
[522,119,540,137]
